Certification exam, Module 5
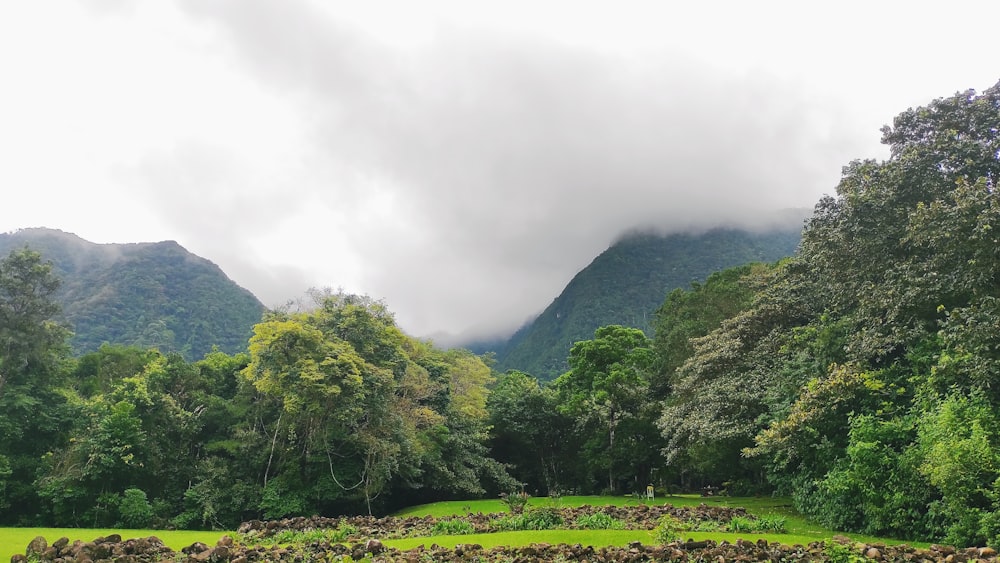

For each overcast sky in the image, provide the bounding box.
[2,1,998,342]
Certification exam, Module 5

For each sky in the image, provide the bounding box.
[2,1,998,344]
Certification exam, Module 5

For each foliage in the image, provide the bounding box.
[499,491,530,514]
[487,371,580,494]
[574,511,625,530]
[118,488,154,528]
[637,80,1000,546]
[554,325,660,493]
[726,515,756,533]
[431,518,476,535]
[822,540,870,563]
[0,248,73,524]
[652,514,685,543]
[490,506,564,531]
[243,522,360,546]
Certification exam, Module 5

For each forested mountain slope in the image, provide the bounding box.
[493,226,804,379]
[0,228,265,359]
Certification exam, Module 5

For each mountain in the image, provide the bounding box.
[491,225,804,379]
[0,228,266,359]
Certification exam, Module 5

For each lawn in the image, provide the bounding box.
[0,528,226,561]
[392,494,929,549]
[4,495,928,559]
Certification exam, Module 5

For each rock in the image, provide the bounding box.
[25,536,47,557]
[865,547,882,560]
[365,539,385,554]
[183,542,210,555]
[980,547,997,557]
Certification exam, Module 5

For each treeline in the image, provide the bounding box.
[0,270,514,528]
[490,81,1000,547]
[1,80,999,547]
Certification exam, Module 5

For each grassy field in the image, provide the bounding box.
[3,495,928,559]
[392,494,930,549]
[0,528,226,561]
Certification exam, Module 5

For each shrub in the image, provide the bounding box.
[431,518,476,535]
[575,511,625,530]
[727,515,756,533]
[521,507,563,530]
[689,519,722,532]
[118,488,153,528]
[755,514,787,533]
[653,514,685,544]
[245,521,359,546]
[822,539,869,563]
[500,490,530,514]
[491,507,564,531]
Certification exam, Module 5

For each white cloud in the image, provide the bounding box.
[2,0,998,340]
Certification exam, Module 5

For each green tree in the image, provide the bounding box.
[487,370,579,494]
[555,325,657,493]
[0,247,68,397]
[0,248,72,523]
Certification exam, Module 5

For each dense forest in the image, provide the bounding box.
[1,81,999,548]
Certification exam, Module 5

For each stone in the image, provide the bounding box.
[26,536,47,557]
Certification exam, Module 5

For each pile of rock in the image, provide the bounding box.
[235,502,750,540]
[12,536,1000,562]
[11,534,173,562]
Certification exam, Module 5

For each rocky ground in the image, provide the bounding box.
[235,503,750,540]
[11,503,999,562]
[12,534,1000,562]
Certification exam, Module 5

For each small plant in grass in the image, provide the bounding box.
[688,518,722,532]
[491,506,564,531]
[519,506,563,530]
[547,488,563,508]
[822,539,870,563]
[727,515,757,533]
[431,518,476,535]
[575,511,625,530]
[755,514,787,533]
[653,514,685,543]
[499,489,530,514]
[243,520,359,546]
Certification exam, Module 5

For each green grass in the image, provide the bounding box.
[392,494,930,549]
[385,529,652,550]
[0,528,227,561]
[392,494,789,518]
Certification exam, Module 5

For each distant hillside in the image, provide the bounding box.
[0,228,266,359]
[493,226,803,379]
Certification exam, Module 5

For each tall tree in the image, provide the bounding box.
[0,248,71,522]
[555,325,657,493]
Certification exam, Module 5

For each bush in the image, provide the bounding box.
[575,511,625,530]
[727,515,756,533]
[499,490,530,514]
[688,519,722,532]
[244,521,359,546]
[491,507,564,531]
[118,488,153,528]
[653,514,685,544]
[822,539,869,563]
[431,518,476,535]
[755,514,787,533]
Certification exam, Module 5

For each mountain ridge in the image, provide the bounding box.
[488,224,805,379]
[0,228,266,359]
